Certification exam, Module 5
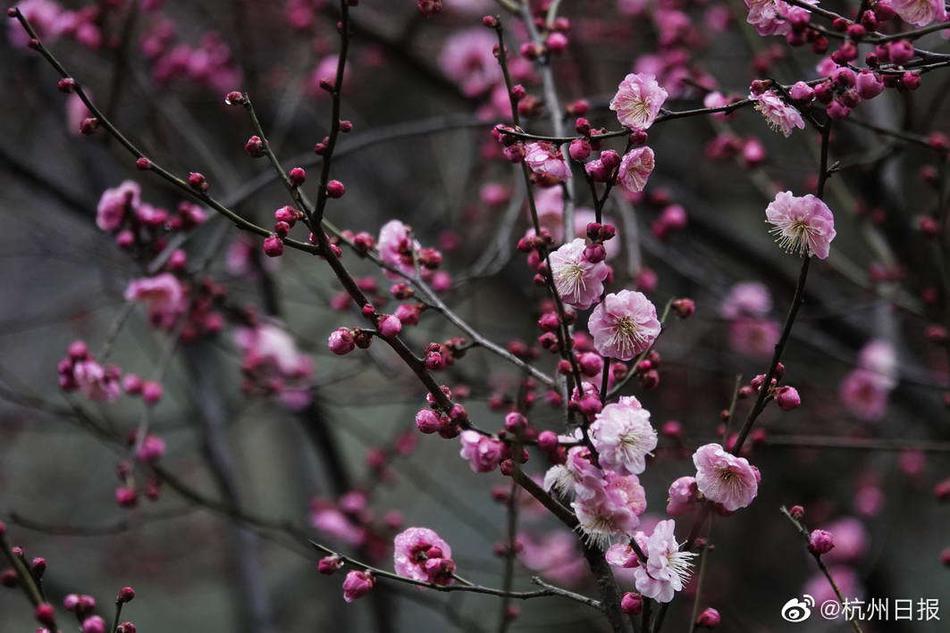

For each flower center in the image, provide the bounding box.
[555,263,587,296]
[607,316,646,358]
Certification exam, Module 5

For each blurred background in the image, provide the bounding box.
[0,0,948,631]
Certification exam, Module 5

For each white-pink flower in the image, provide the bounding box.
[890,0,946,26]
[765,191,836,259]
[125,273,186,328]
[572,471,647,547]
[666,476,700,516]
[720,282,772,319]
[692,443,760,512]
[458,430,504,473]
[524,142,571,186]
[543,444,603,498]
[632,519,696,603]
[378,219,417,278]
[393,527,455,585]
[549,238,609,310]
[750,90,805,137]
[97,181,141,232]
[588,290,661,361]
[439,28,502,97]
[590,396,657,475]
[616,147,656,194]
[609,73,668,130]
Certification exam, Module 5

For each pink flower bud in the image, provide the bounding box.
[141,381,163,405]
[537,430,559,451]
[696,607,721,628]
[328,328,356,355]
[326,180,346,198]
[569,138,591,161]
[855,71,884,100]
[317,555,343,575]
[116,587,135,604]
[775,386,801,411]
[263,235,284,257]
[620,592,643,615]
[415,409,442,434]
[378,314,402,338]
[342,570,374,602]
[808,529,835,555]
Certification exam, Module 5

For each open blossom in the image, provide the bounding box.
[97,181,142,232]
[378,219,417,278]
[588,290,661,361]
[72,360,121,402]
[839,368,891,421]
[518,531,587,586]
[890,0,946,26]
[616,147,656,194]
[632,519,697,603]
[610,73,668,129]
[729,317,780,359]
[393,527,455,585]
[765,191,836,259]
[745,0,816,36]
[458,430,504,473]
[524,142,571,186]
[720,282,772,319]
[438,28,502,97]
[234,324,314,410]
[692,443,760,512]
[125,273,187,328]
[549,238,609,310]
[572,471,647,547]
[590,397,657,476]
[543,444,603,499]
[750,90,805,137]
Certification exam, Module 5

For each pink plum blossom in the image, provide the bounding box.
[616,147,656,194]
[765,191,836,259]
[72,360,121,402]
[342,570,374,602]
[378,220,417,278]
[572,471,647,547]
[610,73,668,130]
[393,527,455,585]
[439,28,502,97]
[632,519,696,603]
[839,369,891,421]
[590,396,657,475]
[750,90,805,137]
[588,290,662,361]
[666,476,700,516]
[518,531,587,586]
[458,430,504,473]
[97,181,142,232]
[720,282,772,319]
[549,238,609,310]
[729,317,780,359]
[125,273,187,328]
[890,0,946,26]
[524,142,571,186]
[692,443,759,511]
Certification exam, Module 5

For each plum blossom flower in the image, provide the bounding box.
[750,90,805,137]
[97,181,142,232]
[765,191,836,259]
[890,0,946,26]
[439,28,502,97]
[632,519,697,603]
[572,471,647,547]
[610,73,668,130]
[692,443,760,511]
[543,444,604,498]
[125,273,187,328]
[549,238,609,310]
[616,147,656,194]
[342,570,375,602]
[518,531,587,586]
[729,317,780,359]
[588,290,661,361]
[378,219,417,278]
[744,0,816,36]
[458,430,505,473]
[839,368,891,421]
[234,324,314,410]
[393,527,456,585]
[857,340,898,388]
[72,360,121,402]
[666,476,700,516]
[720,282,772,319]
[590,397,657,475]
[524,142,571,186]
